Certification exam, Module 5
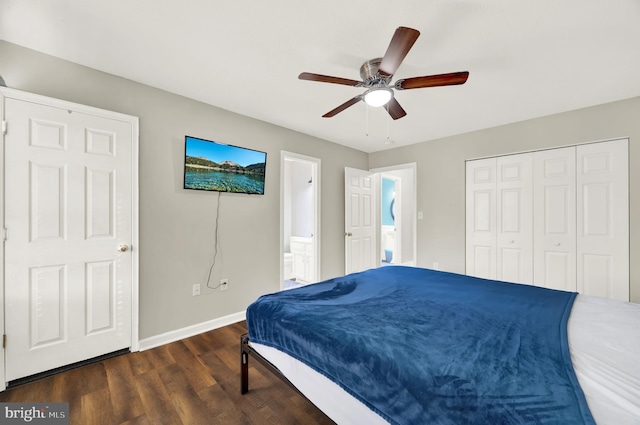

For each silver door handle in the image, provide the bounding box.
[117,244,129,252]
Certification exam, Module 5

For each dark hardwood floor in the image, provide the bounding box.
[0,321,336,425]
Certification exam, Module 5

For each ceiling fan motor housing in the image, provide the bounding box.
[360,58,392,88]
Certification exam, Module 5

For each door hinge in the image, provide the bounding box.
[2,334,6,349]
[1,120,6,135]
[1,228,6,241]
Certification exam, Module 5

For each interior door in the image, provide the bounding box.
[345,167,376,274]
[3,94,135,381]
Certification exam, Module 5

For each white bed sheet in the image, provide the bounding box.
[251,294,640,425]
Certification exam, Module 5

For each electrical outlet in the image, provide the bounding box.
[220,278,229,291]
[433,262,439,271]
[192,284,201,296]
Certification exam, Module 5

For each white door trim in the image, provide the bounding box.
[0,87,139,390]
[280,151,321,286]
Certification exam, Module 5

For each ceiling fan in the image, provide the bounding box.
[298,26,469,120]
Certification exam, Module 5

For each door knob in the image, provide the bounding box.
[117,244,129,252]
[345,232,353,237]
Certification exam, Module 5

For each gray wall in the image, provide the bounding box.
[369,96,640,302]
[0,41,368,339]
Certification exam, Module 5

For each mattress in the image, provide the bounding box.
[251,294,640,425]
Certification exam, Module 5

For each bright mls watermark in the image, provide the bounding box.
[0,403,69,424]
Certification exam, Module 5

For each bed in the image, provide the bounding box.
[241,266,640,425]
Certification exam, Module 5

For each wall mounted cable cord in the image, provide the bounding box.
[206,191,223,290]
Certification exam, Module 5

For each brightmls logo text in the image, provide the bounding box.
[0,403,68,424]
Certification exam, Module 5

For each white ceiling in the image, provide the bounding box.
[2,0,639,153]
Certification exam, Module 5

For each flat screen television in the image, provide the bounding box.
[184,136,267,194]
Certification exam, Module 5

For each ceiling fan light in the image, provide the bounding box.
[364,88,393,107]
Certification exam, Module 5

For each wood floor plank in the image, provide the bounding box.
[199,382,254,424]
[182,331,220,356]
[157,362,219,425]
[80,387,117,425]
[198,349,237,387]
[118,414,153,425]
[126,350,156,376]
[142,343,176,369]
[166,340,218,392]
[0,321,335,425]
[134,369,185,425]
[104,354,146,423]
[50,373,83,424]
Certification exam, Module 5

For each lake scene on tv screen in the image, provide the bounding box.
[184,136,266,194]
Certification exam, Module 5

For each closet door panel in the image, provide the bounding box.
[577,139,629,301]
[466,158,497,279]
[496,154,533,284]
[533,147,576,291]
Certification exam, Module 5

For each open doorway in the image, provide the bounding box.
[281,152,320,290]
[374,164,416,267]
[380,175,400,265]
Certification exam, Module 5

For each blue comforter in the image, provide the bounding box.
[246,266,594,425]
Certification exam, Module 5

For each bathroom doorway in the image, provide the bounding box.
[373,163,416,267]
[381,175,400,265]
[281,152,320,289]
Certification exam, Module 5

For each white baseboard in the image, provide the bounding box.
[138,310,246,351]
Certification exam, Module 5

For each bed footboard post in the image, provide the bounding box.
[241,333,249,394]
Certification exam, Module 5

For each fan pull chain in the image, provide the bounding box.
[386,104,390,142]
[365,103,369,137]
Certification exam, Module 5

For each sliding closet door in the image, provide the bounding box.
[496,154,533,284]
[465,158,497,279]
[533,147,576,291]
[576,139,629,301]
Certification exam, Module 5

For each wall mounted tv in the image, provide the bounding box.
[184,136,267,194]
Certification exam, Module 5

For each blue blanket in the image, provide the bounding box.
[247,266,594,425]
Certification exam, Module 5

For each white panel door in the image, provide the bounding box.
[496,153,533,284]
[465,158,497,280]
[533,147,577,291]
[3,96,135,381]
[345,167,376,274]
[576,139,629,301]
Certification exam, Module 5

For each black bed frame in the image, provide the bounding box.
[240,333,308,399]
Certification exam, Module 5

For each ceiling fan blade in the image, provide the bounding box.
[396,71,469,90]
[386,97,407,120]
[378,27,421,78]
[299,72,362,87]
[322,95,364,118]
